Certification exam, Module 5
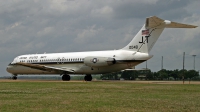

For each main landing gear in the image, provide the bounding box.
[84,74,92,81]
[12,75,17,80]
[62,74,92,81]
[62,74,71,81]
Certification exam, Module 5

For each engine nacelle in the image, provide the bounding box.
[84,56,116,67]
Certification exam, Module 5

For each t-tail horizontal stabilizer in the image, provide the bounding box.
[145,16,197,28]
[122,16,197,53]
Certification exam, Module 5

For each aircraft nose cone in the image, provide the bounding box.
[6,64,13,73]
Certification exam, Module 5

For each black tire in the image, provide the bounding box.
[62,74,70,81]
[87,75,92,81]
[84,74,92,81]
[12,76,17,80]
[84,75,88,81]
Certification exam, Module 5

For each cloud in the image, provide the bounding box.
[91,6,113,19]
[75,25,103,43]
[37,27,55,37]
[112,0,192,19]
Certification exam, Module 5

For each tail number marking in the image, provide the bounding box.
[139,36,149,44]
[129,45,138,49]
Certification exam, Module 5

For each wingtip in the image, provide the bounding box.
[194,25,198,28]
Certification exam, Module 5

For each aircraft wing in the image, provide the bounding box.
[15,62,75,73]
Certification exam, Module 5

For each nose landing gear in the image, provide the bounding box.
[12,75,17,80]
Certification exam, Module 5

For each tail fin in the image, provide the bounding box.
[121,16,197,53]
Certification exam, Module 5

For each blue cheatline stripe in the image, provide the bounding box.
[19,60,146,65]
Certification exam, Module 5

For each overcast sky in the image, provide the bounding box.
[1,0,200,76]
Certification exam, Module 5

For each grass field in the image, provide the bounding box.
[0,80,200,112]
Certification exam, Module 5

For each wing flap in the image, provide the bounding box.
[45,66,75,73]
[16,62,75,73]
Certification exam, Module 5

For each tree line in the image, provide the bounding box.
[100,69,199,81]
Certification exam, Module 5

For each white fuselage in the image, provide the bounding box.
[7,50,151,75]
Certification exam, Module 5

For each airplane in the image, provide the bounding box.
[6,16,197,81]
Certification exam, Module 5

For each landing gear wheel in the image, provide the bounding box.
[12,76,17,80]
[84,74,92,81]
[62,74,70,81]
